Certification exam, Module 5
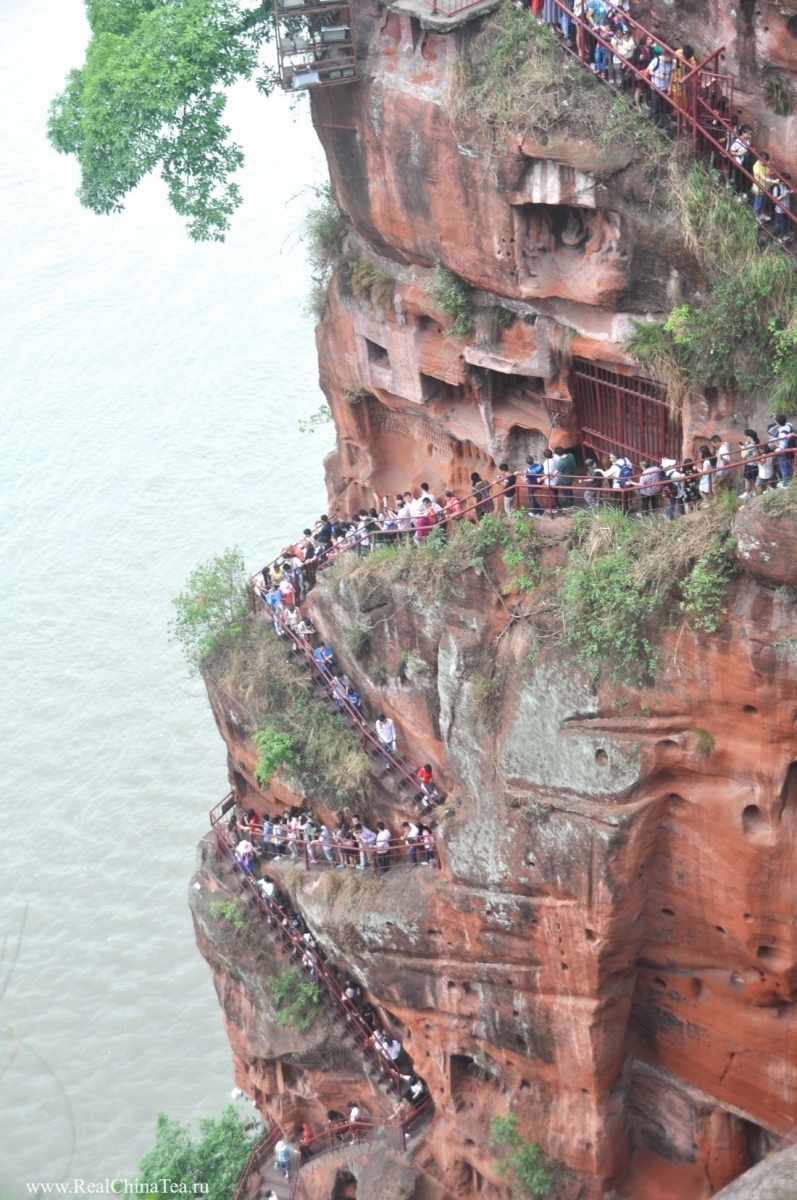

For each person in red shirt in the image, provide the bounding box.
[413,498,436,545]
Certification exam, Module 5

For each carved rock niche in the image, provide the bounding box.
[510,203,626,301]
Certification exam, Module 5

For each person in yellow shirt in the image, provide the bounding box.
[753,152,774,222]
[670,44,697,109]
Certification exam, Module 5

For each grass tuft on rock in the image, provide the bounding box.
[557,495,736,681]
[628,157,797,405]
[205,615,371,806]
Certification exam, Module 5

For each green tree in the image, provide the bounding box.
[135,1105,258,1198]
[489,1114,553,1197]
[170,547,249,670]
[266,966,322,1030]
[48,0,276,241]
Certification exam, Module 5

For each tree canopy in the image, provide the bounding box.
[135,1105,259,1198]
[48,0,276,240]
[170,546,250,670]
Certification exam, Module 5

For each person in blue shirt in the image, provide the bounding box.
[312,644,335,671]
[524,455,544,516]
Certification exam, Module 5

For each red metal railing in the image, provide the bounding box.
[232,1122,284,1200]
[422,0,795,247]
[288,1099,434,1198]
[211,798,408,1092]
[253,444,791,593]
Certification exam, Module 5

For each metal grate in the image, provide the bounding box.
[570,358,682,464]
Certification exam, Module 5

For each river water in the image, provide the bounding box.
[0,1,332,1191]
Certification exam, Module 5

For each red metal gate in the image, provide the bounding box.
[570,358,682,464]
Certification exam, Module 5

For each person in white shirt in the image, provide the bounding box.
[401,820,421,865]
[347,1102,361,1142]
[375,714,397,769]
[375,821,392,872]
[771,412,794,482]
[710,434,732,485]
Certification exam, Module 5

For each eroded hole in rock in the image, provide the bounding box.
[653,977,666,989]
[462,982,472,995]
[742,804,768,835]
[447,980,456,988]
[744,913,753,921]
[716,925,727,935]
[331,1170,357,1200]
[560,963,569,971]
[668,793,687,808]
[585,928,597,940]
[595,748,608,766]
[661,908,675,917]
[743,705,759,714]
[780,761,797,819]
[691,978,703,998]
[730,971,747,991]
[520,1079,531,1091]
[757,945,778,963]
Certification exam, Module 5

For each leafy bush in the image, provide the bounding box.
[558,500,735,681]
[298,402,332,434]
[170,548,249,671]
[133,1106,258,1200]
[489,1114,553,1197]
[266,966,321,1030]
[628,158,797,404]
[303,183,344,317]
[427,261,474,338]
[343,619,372,659]
[347,258,394,307]
[765,73,792,117]
[205,618,371,805]
[209,899,247,932]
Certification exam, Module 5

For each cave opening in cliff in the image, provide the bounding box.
[570,357,682,464]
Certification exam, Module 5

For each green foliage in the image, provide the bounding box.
[266,966,321,1030]
[134,1106,258,1199]
[558,500,735,681]
[347,258,395,307]
[427,261,474,338]
[343,619,372,659]
[494,306,517,330]
[253,722,298,787]
[206,617,371,804]
[303,183,344,317]
[765,73,793,117]
[170,547,249,671]
[298,402,332,434]
[48,0,274,240]
[694,728,715,757]
[447,1,647,148]
[629,158,797,403]
[489,1114,553,1197]
[209,898,247,931]
[345,385,367,405]
[679,551,732,632]
[762,478,797,518]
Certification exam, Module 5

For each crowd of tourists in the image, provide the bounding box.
[220,818,428,1185]
[526,0,793,240]
[230,802,439,874]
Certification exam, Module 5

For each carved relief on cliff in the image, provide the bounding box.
[510,202,628,305]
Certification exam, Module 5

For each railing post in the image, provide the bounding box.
[304,841,310,871]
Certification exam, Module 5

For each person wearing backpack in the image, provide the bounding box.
[598,452,634,511]
[661,458,685,520]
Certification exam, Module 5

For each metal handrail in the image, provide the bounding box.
[210,809,407,1092]
[232,1122,283,1200]
[253,444,791,585]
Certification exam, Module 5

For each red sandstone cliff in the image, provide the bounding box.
[192,4,797,1197]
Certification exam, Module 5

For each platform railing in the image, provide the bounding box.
[210,803,409,1091]
[423,0,796,248]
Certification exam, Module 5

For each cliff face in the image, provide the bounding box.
[193,4,797,1198]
